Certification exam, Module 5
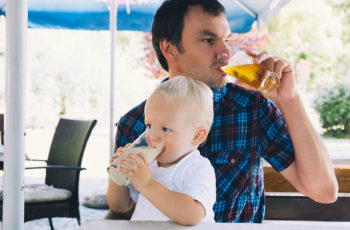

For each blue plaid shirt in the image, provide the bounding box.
[115,82,295,223]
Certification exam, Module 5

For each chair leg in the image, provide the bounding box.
[77,217,81,225]
[48,217,54,230]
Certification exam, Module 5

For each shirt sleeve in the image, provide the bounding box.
[115,101,147,152]
[180,158,216,220]
[258,97,295,172]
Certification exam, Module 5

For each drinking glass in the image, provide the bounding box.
[221,47,280,93]
[107,130,163,186]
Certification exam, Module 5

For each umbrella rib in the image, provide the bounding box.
[233,0,256,18]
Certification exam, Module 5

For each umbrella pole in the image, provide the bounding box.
[109,0,117,158]
[3,0,27,229]
[80,0,118,212]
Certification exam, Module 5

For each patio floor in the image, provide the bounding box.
[0,177,109,230]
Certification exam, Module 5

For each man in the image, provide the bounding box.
[107,0,338,222]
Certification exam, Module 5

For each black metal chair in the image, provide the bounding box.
[0,118,97,229]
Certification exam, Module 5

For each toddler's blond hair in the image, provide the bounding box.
[149,76,213,131]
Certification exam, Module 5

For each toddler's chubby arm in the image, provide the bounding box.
[119,154,205,226]
[107,144,135,214]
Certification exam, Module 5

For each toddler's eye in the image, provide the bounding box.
[146,124,152,129]
[162,127,171,132]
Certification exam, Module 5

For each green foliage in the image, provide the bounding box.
[328,0,350,43]
[327,0,350,83]
[265,0,347,90]
[314,85,350,138]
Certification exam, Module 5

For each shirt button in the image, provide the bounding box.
[230,158,236,164]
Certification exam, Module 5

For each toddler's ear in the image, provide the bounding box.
[192,127,208,146]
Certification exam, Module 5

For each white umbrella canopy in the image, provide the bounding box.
[1,0,290,229]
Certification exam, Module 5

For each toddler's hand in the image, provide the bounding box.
[109,143,131,164]
[118,153,154,192]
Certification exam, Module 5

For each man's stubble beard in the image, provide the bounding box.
[176,45,227,89]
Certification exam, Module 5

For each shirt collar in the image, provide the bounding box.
[161,77,227,103]
[212,86,227,104]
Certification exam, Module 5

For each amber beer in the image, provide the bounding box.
[221,63,280,93]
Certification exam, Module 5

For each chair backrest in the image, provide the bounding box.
[45,118,97,195]
[0,114,4,145]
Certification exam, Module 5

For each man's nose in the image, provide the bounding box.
[217,45,240,66]
[217,44,230,66]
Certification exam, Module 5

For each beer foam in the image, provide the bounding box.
[229,51,253,66]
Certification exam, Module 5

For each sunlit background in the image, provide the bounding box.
[0,0,349,229]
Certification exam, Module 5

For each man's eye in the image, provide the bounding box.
[202,39,214,45]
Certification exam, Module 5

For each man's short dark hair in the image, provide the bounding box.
[151,0,226,71]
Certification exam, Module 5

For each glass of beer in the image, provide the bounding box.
[221,47,280,93]
[107,131,163,186]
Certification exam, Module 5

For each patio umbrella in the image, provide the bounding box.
[0,0,290,229]
[1,0,289,32]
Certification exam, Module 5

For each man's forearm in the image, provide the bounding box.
[107,179,135,213]
[276,94,338,203]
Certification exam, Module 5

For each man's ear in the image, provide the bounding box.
[192,127,208,146]
[159,39,178,62]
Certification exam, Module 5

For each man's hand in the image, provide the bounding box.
[246,50,298,104]
[258,54,297,103]
[118,153,154,192]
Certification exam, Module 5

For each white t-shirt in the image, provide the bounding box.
[129,150,216,222]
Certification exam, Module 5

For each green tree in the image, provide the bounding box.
[328,0,350,83]
[315,85,350,138]
[265,0,345,90]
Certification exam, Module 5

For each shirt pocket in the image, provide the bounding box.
[208,147,251,201]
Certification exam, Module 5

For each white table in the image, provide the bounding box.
[79,220,350,230]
